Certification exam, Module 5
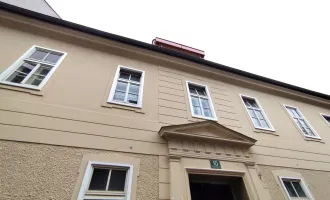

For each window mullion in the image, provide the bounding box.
[252,108,262,126]
[198,97,205,116]
[124,82,130,103]
[290,181,299,197]
[21,63,41,84]
[106,169,112,191]
[42,52,50,61]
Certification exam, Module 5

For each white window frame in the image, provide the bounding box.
[279,176,314,200]
[320,113,330,126]
[284,105,321,139]
[77,161,133,200]
[0,45,67,90]
[239,94,275,131]
[186,81,217,121]
[108,65,145,108]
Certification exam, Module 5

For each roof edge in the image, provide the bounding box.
[0,2,329,101]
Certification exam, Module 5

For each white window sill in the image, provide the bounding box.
[304,135,322,140]
[107,100,142,109]
[0,81,41,90]
[254,126,276,132]
[192,115,218,122]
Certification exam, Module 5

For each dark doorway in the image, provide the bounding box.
[189,174,249,200]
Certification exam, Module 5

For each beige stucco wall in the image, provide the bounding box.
[0,140,159,200]
[259,165,330,200]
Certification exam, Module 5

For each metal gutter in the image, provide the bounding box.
[0,2,329,101]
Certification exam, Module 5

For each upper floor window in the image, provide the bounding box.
[280,177,313,199]
[0,45,66,90]
[321,114,330,125]
[108,66,145,108]
[186,81,217,120]
[240,95,274,131]
[285,105,320,139]
[78,161,133,200]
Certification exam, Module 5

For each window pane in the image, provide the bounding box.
[292,109,301,117]
[201,99,210,109]
[295,119,308,135]
[191,97,200,106]
[119,72,130,80]
[287,108,295,117]
[127,93,138,104]
[34,65,52,76]
[113,91,126,101]
[129,84,140,94]
[193,106,202,116]
[248,109,256,118]
[324,116,330,124]
[203,108,212,118]
[44,53,61,64]
[6,72,27,83]
[108,170,127,191]
[283,181,298,197]
[292,182,307,197]
[25,75,44,86]
[115,82,128,92]
[260,119,270,128]
[189,87,197,94]
[243,99,251,107]
[130,74,141,82]
[30,50,48,60]
[16,62,36,74]
[255,110,265,120]
[88,168,110,191]
[252,118,261,127]
[244,98,258,108]
[196,88,206,96]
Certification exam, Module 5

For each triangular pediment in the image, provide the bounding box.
[159,121,256,147]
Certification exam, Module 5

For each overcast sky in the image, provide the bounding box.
[47,0,330,95]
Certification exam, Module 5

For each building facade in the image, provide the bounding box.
[0,3,330,200]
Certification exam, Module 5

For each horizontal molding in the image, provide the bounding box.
[159,86,185,97]
[0,124,168,156]
[158,69,182,80]
[255,138,330,157]
[158,93,186,103]
[159,114,188,125]
[159,100,187,111]
[251,146,330,164]
[0,98,160,132]
[159,107,187,118]
[0,110,166,144]
[255,154,330,172]
[158,80,183,91]
[158,75,182,85]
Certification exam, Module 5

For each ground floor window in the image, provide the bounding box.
[78,161,133,200]
[280,177,313,199]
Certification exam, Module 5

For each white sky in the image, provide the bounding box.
[47,0,330,95]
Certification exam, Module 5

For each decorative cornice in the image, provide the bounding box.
[159,121,257,147]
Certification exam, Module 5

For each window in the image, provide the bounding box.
[108,66,145,108]
[78,161,133,200]
[280,177,313,199]
[321,114,330,125]
[285,105,320,139]
[240,95,274,131]
[186,81,217,120]
[0,45,66,90]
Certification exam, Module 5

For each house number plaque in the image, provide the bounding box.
[210,159,221,169]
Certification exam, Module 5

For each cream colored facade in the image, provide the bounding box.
[0,7,330,200]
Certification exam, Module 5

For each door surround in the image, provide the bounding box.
[159,121,271,200]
